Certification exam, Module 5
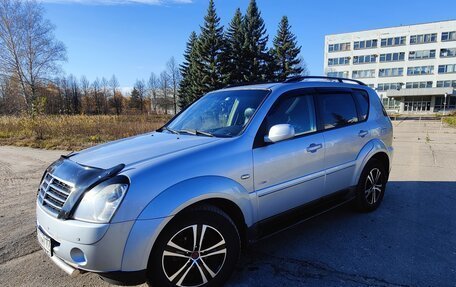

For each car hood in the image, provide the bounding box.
[70,132,220,169]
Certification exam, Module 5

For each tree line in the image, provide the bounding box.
[179,0,306,107]
[0,0,306,115]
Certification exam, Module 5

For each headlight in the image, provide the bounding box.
[73,178,129,223]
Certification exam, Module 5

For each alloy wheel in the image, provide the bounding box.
[162,224,227,287]
[364,168,383,205]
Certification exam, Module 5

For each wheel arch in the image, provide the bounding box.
[353,139,392,186]
[121,176,254,272]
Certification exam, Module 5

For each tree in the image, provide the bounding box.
[166,57,181,114]
[91,78,103,114]
[242,0,270,82]
[148,72,159,113]
[223,8,246,85]
[271,16,303,81]
[0,0,66,112]
[100,77,109,114]
[135,79,146,113]
[67,74,80,114]
[179,31,199,108]
[129,87,141,112]
[195,0,225,93]
[109,75,122,115]
[159,71,171,114]
[79,75,91,114]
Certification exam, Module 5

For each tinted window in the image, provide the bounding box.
[266,95,316,135]
[352,91,369,121]
[318,93,359,129]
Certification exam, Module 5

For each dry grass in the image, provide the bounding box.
[0,115,170,150]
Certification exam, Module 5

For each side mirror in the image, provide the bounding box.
[264,124,295,143]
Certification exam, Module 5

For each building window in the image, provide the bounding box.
[440,48,456,58]
[379,52,405,62]
[328,42,351,52]
[327,71,349,78]
[352,69,375,79]
[442,31,456,42]
[377,83,403,91]
[407,66,434,76]
[382,98,401,109]
[353,55,377,64]
[353,39,378,50]
[409,50,436,60]
[410,33,437,44]
[379,68,403,77]
[405,81,433,89]
[438,64,456,74]
[437,80,456,88]
[380,36,406,47]
[328,57,350,66]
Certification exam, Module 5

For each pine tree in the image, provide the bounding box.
[271,16,303,81]
[179,32,199,108]
[222,8,246,85]
[195,0,225,93]
[129,87,141,111]
[243,0,270,82]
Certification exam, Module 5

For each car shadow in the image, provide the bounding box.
[228,181,456,287]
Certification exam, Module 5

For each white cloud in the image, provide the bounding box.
[40,0,192,5]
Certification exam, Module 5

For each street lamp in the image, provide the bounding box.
[443,93,448,116]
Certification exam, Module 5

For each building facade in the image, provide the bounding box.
[324,20,456,114]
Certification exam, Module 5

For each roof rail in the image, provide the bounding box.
[283,76,367,86]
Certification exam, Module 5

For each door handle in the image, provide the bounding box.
[358,130,369,138]
[306,143,323,153]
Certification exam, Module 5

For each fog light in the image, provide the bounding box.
[70,248,86,265]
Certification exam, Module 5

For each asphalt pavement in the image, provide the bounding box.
[0,119,455,287]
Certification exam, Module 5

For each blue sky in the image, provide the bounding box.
[42,0,456,88]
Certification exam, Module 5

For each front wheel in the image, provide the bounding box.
[354,159,387,212]
[147,206,240,287]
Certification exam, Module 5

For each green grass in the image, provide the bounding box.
[443,116,456,127]
[0,115,170,150]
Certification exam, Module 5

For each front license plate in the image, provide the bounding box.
[37,228,52,257]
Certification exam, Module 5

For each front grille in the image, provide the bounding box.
[38,172,74,215]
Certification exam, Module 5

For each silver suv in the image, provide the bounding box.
[36,76,393,287]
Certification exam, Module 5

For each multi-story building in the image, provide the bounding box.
[324,20,456,113]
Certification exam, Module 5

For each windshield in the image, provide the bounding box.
[164,89,269,137]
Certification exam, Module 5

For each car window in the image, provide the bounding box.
[318,93,359,129]
[266,95,316,135]
[166,89,269,137]
[352,90,369,121]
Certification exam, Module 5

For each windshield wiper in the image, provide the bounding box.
[162,126,180,135]
[178,129,214,137]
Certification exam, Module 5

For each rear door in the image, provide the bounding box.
[253,89,326,221]
[315,88,371,194]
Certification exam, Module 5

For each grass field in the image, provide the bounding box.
[444,116,456,127]
[0,115,170,150]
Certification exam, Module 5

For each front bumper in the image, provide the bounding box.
[36,201,134,273]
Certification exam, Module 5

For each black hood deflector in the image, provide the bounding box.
[46,156,125,220]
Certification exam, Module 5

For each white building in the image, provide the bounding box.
[324,20,456,113]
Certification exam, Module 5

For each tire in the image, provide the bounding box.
[354,158,387,212]
[146,205,240,287]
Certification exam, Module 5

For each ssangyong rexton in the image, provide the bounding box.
[36,76,393,286]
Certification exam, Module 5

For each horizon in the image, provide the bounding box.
[42,0,456,90]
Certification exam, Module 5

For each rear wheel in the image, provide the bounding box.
[147,206,240,287]
[354,159,387,212]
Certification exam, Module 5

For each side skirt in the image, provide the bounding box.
[248,187,356,242]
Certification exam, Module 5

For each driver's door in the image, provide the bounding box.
[253,91,326,221]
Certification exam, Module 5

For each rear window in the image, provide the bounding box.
[318,93,359,129]
[352,90,369,121]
